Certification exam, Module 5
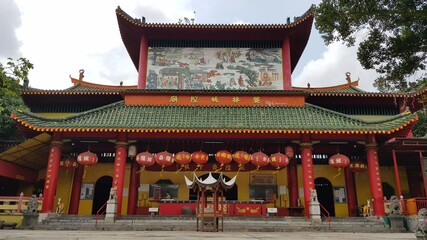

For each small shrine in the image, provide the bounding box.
[185,172,237,232]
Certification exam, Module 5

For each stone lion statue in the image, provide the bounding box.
[389,195,402,215]
[310,189,318,203]
[25,194,39,214]
[109,187,117,201]
[416,208,427,237]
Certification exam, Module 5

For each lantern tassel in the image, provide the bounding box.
[160,166,164,177]
[175,165,183,174]
[136,166,146,173]
[215,164,224,173]
[273,166,281,174]
[83,165,87,179]
[251,165,260,173]
[333,168,342,178]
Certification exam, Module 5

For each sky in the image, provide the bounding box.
[1,0,380,91]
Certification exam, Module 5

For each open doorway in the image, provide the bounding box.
[189,173,238,200]
[314,177,335,217]
[91,176,112,215]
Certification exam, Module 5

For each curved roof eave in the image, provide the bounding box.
[116,6,315,73]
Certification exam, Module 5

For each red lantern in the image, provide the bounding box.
[192,151,209,171]
[251,151,270,170]
[136,151,155,168]
[349,160,367,173]
[215,150,232,165]
[77,151,98,166]
[60,157,78,170]
[285,146,294,158]
[233,151,250,166]
[328,153,350,168]
[155,151,175,168]
[175,151,192,165]
[270,153,289,169]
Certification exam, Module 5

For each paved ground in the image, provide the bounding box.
[0,230,417,240]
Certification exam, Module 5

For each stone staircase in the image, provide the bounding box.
[35,214,396,232]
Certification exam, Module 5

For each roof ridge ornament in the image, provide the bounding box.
[79,69,85,81]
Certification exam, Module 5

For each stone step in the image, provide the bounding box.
[35,215,397,233]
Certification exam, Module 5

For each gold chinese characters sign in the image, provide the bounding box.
[250,174,277,185]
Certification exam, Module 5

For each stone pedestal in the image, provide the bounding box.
[22,213,39,229]
[309,201,321,224]
[105,199,117,223]
[389,215,405,232]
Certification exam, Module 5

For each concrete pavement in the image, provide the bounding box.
[0,230,417,240]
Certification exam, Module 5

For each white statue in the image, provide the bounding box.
[310,189,318,203]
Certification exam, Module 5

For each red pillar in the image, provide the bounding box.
[392,149,402,197]
[113,135,127,216]
[300,141,315,217]
[138,35,148,89]
[281,36,292,90]
[41,133,62,213]
[127,161,140,215]
[68,164,84,214]
[344,167,358,216]
[287,157,299,207]
[366,135,385,216]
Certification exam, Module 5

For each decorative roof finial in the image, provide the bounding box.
[345,72,351,84]
[120,81,123,86]
[307,82,311,88]
[79,69,85,81]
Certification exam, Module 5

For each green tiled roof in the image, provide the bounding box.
[23,84,125,94]
[12,101,416,133]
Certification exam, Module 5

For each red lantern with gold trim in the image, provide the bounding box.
[136,151,155,170]
[77,151,98,166]
[192,151,209,171]
[175,151,191,172]
[60,157,78,170]
[285,146,294,158]
[233,151,250,166]
[250,151,270,170]
[328,154,350,168]
[155,151,175,169]
[329,153,350,178]
[349,160,367,173]
[270,152,289,170]
[175,151,192,165]
[215,150,232,165]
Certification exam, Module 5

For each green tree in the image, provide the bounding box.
[0,58,33,139]
[315,0,427,92]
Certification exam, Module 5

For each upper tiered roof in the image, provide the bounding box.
[116,6,315,73]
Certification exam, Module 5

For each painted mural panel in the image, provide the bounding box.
[146,47,283,90]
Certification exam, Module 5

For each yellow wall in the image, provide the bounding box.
[38,162,410,217]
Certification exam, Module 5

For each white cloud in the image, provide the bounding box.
[13,0,193,89]
[293,41,380,92]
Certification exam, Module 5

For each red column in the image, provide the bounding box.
[300,141,315,217]
[287,157,299,207]
[281,36,292,90]
[138,35,149,89]
[344,167,358,216]
[113,135,127,216]
[41,134,62,213]
[366,135,385,216]
[68,164,84,214]
[392,149,402,197]
[127,161,140,215]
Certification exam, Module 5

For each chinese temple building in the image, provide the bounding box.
[1,6,427,220]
